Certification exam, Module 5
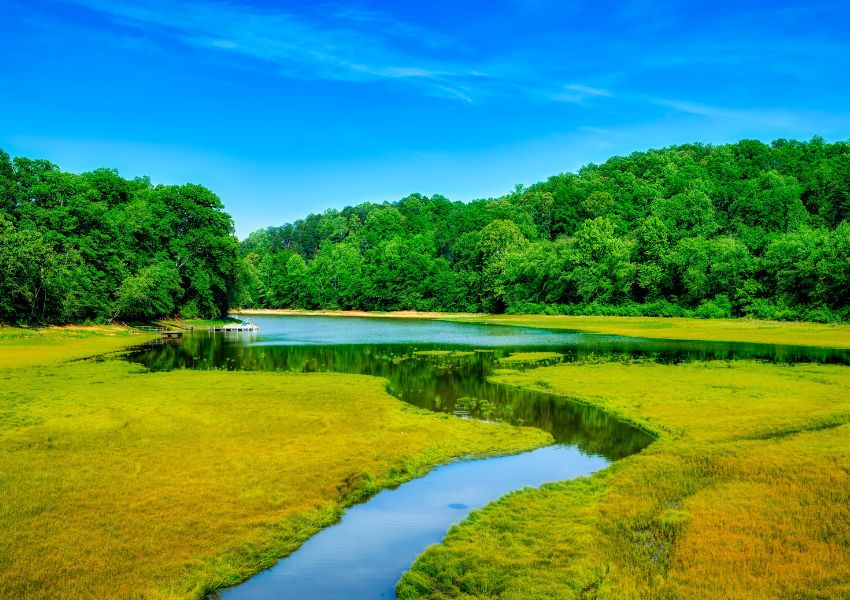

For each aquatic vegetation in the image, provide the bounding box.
[454,396,497,420]
[399,359,850,599]
[413,350,475,358]
[498,351,563,365]
[0,329,549,599]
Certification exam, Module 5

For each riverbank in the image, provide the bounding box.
[232,309,850,349]
[0,327,549,599]
[399,359,850,599]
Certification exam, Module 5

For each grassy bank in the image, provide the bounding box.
[451,314,850,349]
[0,329,550,599]
[398,359,850,599]
[233,309,850,349]
[0,325,152,368]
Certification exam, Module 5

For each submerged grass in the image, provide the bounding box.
[498,352,563,365]
[399,359,850,599]
[0,328,550,599]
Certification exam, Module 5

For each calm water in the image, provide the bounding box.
[125,315,849,599]
[214,446,604,600]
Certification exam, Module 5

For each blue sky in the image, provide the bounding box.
[2,0,849,238]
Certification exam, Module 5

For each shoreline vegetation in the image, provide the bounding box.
[4,138,850,329]
[0,326,549,599]
[399,358,850,599]
[236,138,850,324]
[4,315,850,598]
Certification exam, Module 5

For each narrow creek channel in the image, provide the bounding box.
[125,315,849,599]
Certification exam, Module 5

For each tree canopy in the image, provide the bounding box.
[3,137,849,324]
[238,137,850,322]
[0,151,238,324]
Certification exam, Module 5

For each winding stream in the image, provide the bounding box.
[126,316,849,599]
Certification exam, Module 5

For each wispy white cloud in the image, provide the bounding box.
[646,96,849,131]
[549,83,614,104]
[564,83,612,97]
[54,0,476,100]
[35,0,850,114]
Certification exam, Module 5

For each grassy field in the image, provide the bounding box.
[451,314,850,349]
[0,328,550,599]
[399,359,850,599]
[0,325,152,368]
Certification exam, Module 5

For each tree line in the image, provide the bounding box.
[0,151,238,324]
[238,137,850,322]
[2,137,849,325]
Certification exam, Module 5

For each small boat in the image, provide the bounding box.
[208,318,259,332]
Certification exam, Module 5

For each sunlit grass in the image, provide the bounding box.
[412,350,475,358]
[399,359,850,599]
[0,325,153,368]
[498,351,563,364]
[0,329,550,599]
[450,314,850,349]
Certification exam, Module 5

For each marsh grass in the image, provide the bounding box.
[0,325,152,368]
[450,314,850,349]
[399,360,850,599]
[412,350,475,358]
[498,352,563,365]
[0,329,550,599]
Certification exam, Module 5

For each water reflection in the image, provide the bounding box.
[126,316,849,459]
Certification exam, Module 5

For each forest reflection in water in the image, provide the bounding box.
[126,316,850,462]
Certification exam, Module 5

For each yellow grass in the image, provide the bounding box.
[399,360,850,599]
[0,325,152,368]
[0,329,549,599]
[497,351,563,364]
[451,314,850,349]
[413,350,474,358]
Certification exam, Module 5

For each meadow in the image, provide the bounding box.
[399,358,850,599]
[0,327,549,599]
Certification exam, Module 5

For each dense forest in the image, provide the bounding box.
[2,137,849,325]
[0,151,238,324]
[239,137,850,322]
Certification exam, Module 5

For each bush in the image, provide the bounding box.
[694,295,733,319]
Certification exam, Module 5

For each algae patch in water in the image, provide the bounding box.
[498,352,564,365]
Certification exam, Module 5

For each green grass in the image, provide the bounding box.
[0,325,155,368]
[497,352,563,365]
[398,359,850,599]
[0,328,550,599]
[449,314,850,349]
[413,350,475,358]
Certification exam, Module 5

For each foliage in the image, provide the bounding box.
[0,151,239,323]
[237,138,850,321]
